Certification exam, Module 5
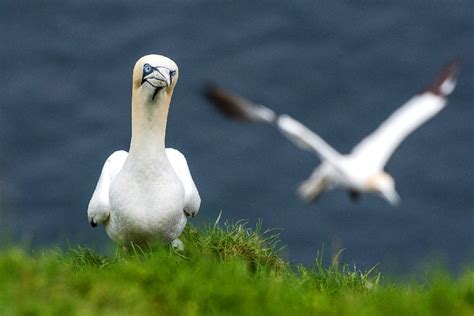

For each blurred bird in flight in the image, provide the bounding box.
[204,60,460,205]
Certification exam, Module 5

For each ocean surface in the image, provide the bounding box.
[0,0,472,275]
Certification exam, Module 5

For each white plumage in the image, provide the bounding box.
[87,55,200,247]
[349,93,448,172]
[205,60,460,205]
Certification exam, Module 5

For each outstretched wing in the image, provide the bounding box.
[203,84,277,123]
[87,150,128,226]
[350,60,460,170]
[166,148,201,217]
[203,84,341,163]
[276,115,342,162]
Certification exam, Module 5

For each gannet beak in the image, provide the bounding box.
[142,67,172,88]
[380,188,400,206]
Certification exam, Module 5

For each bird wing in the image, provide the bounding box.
[203,84,277,123]
[350,60,460,170]
[203,84,342,163]
[87,150,128,225]
[276,115,342,163]
[166,148,201,217]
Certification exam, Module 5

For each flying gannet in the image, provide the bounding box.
[87,54,201,248]
[204,60,460,205]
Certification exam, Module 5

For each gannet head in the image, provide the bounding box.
[367,172,400,206]
[132,54,179,101]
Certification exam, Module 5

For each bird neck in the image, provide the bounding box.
[129,89,173,157]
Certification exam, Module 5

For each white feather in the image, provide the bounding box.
[87,54,201,246]
[350,92,447,171]
[87,150,128,225]
[166,148,201,217]
[87,148,201,225]
[277,115,342,162]
[206,61,458,205]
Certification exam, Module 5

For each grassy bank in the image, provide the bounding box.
[0,219,472,315]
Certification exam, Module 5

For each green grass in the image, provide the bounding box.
[0,218,472,315]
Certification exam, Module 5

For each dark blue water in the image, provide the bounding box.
[0,0,472,274]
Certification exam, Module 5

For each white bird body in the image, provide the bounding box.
[87,55,200,247]
[277,88,452,204]
[205,60,460,205]
[107,148,187,245]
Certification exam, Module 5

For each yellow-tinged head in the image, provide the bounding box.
[132,54,179,102]
[367,172,400,205]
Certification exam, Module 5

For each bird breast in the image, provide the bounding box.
[333,157,373,189]
[106,157,186,245]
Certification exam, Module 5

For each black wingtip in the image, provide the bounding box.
[202,81,220,100]
[202,82,254,121]
[426,58,461,96]
[90,220,97,228]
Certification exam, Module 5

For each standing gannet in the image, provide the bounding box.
[204,60,460,205]
[87,54,201,248]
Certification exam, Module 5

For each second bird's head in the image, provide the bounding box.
[132,54,179,102]
[368,172,400,206]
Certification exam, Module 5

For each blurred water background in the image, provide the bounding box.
[0,0,472,275]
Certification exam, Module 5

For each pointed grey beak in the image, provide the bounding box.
[143,68,171,88]
[160,68,171,86]
[380,188,400,206]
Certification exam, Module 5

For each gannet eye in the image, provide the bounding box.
[143,64,153,74]
[170,70,176,77]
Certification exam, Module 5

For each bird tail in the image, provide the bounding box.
[297,166,330,202]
